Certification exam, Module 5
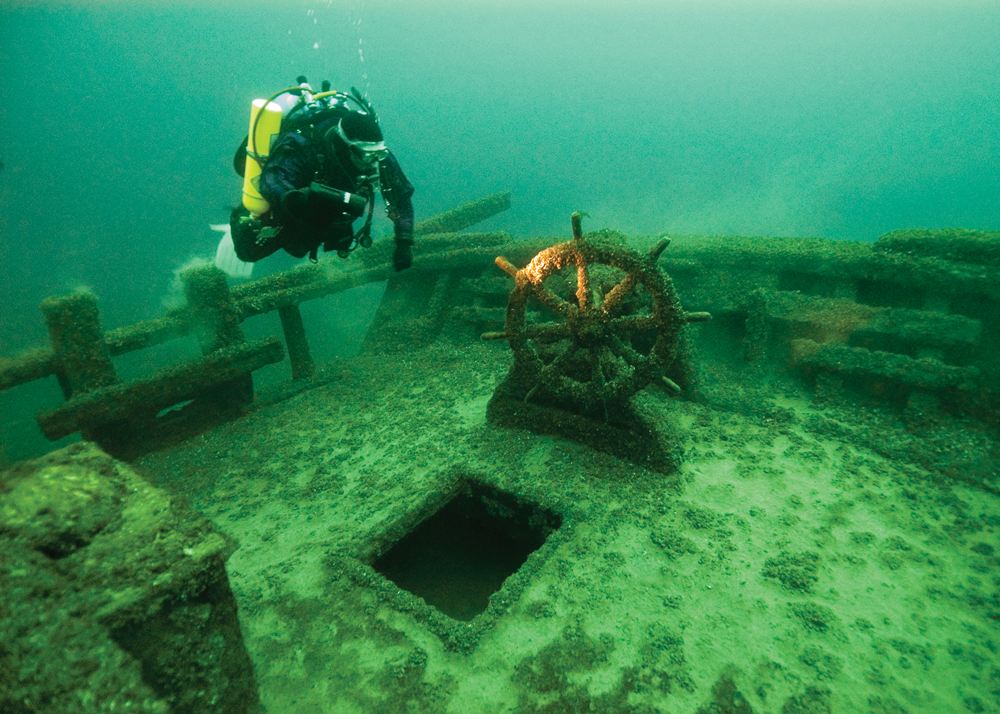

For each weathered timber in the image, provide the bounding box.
[230,262,324,305]
[0,193,519,452]
[40,290,118,400]
[0,314,192,392]
[234,265,395,320]
[755,290,982,361]
[183,264,253,408]
[875,228,1000,267]
[410,231,512,253]
[104,312,191,356]
[0,201,520,398]
[278,305,315,380]
[36,337,285,441]
[0,349,58,391]
[413,191,511,235]
[791,339,981,392]
[655,234,1000,303]
[183,265,246,352]
[231,239,527,323]
[0,443,261,712]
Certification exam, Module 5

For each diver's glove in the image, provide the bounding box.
[282,182,367,224]
[393,233,414,271]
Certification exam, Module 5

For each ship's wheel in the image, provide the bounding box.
[483,213,709,409]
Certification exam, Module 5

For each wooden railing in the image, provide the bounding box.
[0,192,512,456]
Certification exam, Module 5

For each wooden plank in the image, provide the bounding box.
[36,338,284,441]
[791,339,981,392]
[414,191,511,235]
[0,349,58,391]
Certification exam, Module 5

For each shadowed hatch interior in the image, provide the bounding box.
[373,482,562,621]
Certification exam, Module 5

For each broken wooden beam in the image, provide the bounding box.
[0,349,58,391]
[414,191,511,235]
[791,339,981,392]
[36,337,284,441]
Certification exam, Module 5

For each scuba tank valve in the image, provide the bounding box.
[272,81,313,117]
[242,98,283,216]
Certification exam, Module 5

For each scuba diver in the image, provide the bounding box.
[215,77,414,278]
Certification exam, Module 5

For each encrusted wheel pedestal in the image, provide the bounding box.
[482,213,709,472]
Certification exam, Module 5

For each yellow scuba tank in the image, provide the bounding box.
[241,98,283,216]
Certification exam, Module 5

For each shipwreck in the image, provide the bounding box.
[1,192,998,714]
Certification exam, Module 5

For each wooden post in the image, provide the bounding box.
[39,290,131,442]
[278,305,315,380]
[181,264,254,407]
[40,291,118,399]
[182,265,246,352]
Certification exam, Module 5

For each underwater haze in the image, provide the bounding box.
[1,0,999,459]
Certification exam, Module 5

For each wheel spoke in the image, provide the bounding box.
[590,347,607,388]
[576,261,594,313]
[532,283,574,318]
[611,315,658,334]
[599,273,639,317]
[540,342,581,381]
[525,323,573,343]
[598,344,633,387]
[607,335,644,367]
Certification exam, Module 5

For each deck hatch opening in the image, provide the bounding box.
[372,481,562,621]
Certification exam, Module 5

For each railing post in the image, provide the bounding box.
[40,290,118,399]
[278,305,315,380]
[182,265,253,407]
[39,290,131,442]
[183,265,246,352]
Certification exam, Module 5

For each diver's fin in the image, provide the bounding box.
[211,223,253,279]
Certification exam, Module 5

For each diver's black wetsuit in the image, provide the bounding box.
[231,114,414,263]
